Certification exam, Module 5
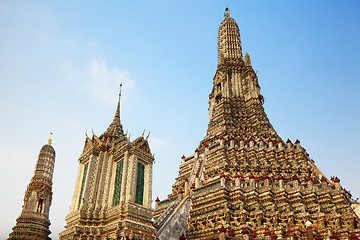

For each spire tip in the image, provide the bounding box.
[224,7,230,18]
[48,133,53,145]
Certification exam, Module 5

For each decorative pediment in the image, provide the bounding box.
[213,70,225,85]
[82,136,93,154]
[132,137,152,155]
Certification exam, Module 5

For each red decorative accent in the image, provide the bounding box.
[155,197,160,202]
[263,174,269,180]
[249,232,256,238]
[184,177,188,182]
[249,173,254,179]
[179,234,186,240]
[240,177,245,181]
[289,218,328,231]
[330,234,339,239]
[195,173,199,178]
[267,138,273,143]
[334,177,340,183]
[264,229,271,236]
[178,188,184,194]
[295,139,300,144]
[241,228,249,234]
[292,175,299,181]
[240,136,244,141]
[234,172,240,178]
[286,139,292,144]
[220,172,226,178]
[321,176,327,182]
[219,225,226,233]
[190,183,195,189]
[254,177,259,182]
[350,232,359,240]
[195,148,199,153]
[229,136,233,140]
[225,176,230,181]
[219,135,224,140]
[181,155,185,159]
[277,138,282,143]
[271,233,278,239]
[227,228,235,237]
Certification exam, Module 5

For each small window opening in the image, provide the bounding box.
[37,198,44,213]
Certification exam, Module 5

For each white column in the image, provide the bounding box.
[69,162,83,212]
[120,151,129,203]
[125,155,136,203]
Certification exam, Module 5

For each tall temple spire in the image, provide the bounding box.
[155,9,360,240]
[217,7,243,65]
[9,140,56,240]
[207,8,278,140]
[101,83,124,138]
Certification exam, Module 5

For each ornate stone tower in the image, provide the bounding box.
[59,86,155,240]
[154,8,360,240]
[8,136,56,240]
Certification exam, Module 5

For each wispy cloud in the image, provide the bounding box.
[87,58,134,104]
[59,62,82,81]
[65,38,75,46]
[89,41,97,47]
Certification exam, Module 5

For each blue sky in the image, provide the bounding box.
[0,1,359,239]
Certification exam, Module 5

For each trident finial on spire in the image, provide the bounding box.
[48,133,53,145]
[224,7,230,18]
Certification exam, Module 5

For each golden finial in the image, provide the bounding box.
[224,7,231,18]
[119,83,122,97]
[114,83,122,120]
[48,133,53,145]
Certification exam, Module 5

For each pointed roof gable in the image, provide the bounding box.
[132,136,152,155]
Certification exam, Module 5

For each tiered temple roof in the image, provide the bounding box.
[59,86,155,240]
[154,8,360,240]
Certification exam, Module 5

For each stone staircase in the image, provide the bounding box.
[155,196,191,240]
